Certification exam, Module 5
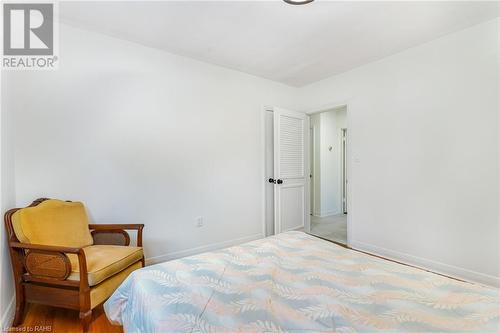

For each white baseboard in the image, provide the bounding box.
[146,233,263,266]
[283,224,305,232]
[313,210,340,218]
[350,240,500,288]
[0,296,15,329]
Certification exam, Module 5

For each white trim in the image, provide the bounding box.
[351,240,500,288]
[314,210,341,218]
[282,225,305,233]
[304,100,351,115]
[0,296,15,330]
[145,233,263,266]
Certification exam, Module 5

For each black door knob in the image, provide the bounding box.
[277,179,283,184]
[268,178,276,184]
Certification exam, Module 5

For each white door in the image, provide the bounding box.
[273,107,310,234]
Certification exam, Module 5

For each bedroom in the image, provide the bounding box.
[0,1,499,332]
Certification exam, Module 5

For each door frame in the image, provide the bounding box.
[309,126,316,216]
[261,106,311,237]
[305,101,352,246]
[341,128,348,214]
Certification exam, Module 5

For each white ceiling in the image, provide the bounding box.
[60,1,500,87]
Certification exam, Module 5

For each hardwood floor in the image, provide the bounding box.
[16,304,123,333]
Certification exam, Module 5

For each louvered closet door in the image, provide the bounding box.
[273,108,309,234]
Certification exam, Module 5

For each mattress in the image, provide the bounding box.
[104,231,500,332]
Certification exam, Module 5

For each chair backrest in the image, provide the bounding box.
[10,199,93,248]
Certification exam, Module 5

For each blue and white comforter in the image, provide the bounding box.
[104,231,500,332]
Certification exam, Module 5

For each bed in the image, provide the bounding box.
[104,231,499,332]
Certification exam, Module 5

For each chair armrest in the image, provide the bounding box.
[88,223,144,230]
[10,241,82,254]
[9,242,89,289]
[88,224,144,246]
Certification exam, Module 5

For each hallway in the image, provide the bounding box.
[310,214,347,245]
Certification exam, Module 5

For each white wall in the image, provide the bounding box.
[319,111,338,216]
[333,108,346,214]
[1,24,300,267]
[0,73,16,327]
[299,18,500,286]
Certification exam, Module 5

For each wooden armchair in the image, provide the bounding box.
[4,198,145,333]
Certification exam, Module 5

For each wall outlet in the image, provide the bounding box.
[195,216,204,227]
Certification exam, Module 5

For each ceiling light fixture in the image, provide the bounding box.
[283,0,314,5]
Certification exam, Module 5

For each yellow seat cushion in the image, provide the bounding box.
[90,261,142,308]
[11,199,93,248]
[68,245,144,286]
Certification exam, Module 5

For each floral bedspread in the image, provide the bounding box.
[104,231,500,332]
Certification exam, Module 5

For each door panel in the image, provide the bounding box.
[273,107,309,234]
[278,115,304,178]
[279,183,305,231]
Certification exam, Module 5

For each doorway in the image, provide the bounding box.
[264,105,349,245]
[308,106,348,245]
